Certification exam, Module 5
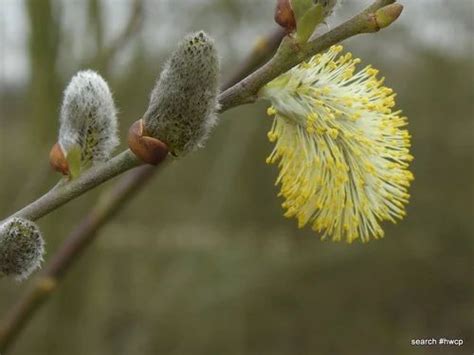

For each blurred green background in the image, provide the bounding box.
[0,0,473,354]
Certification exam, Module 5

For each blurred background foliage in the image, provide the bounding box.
[0,0,473,354]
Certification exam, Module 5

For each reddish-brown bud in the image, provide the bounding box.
[275,0,296,32]
[49,142,69,175]
[128,119,169,165]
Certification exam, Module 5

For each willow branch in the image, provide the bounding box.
[3,0,399,237]
[218,0,396,112]
[222,28,285,90]
[10,150,142,222]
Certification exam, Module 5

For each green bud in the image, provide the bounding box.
[314,0,339,18]
[374,4,404,29]
[291,0,339,43]
[296,4,324,43]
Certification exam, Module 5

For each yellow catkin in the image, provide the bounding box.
[260,45,414,243]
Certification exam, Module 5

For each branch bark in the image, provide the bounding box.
[10,150,142,222]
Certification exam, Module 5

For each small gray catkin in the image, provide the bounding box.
[143,31,220,156]
[0,218,45,281]
[59,70,119,166]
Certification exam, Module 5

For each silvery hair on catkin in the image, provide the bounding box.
[143,31,220,156]
[59,70,119,165]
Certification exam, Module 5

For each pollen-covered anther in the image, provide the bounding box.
[128,119,169,165]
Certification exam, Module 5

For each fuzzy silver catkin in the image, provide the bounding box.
[0,218,45,281]
[143,31,220,156]
[59,70,119,166]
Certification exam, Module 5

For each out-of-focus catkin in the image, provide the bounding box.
[0,218,45,280]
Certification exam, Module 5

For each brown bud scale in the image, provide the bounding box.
[275,0,296,32]
[128,119,169,165]
[49,142,69,175]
